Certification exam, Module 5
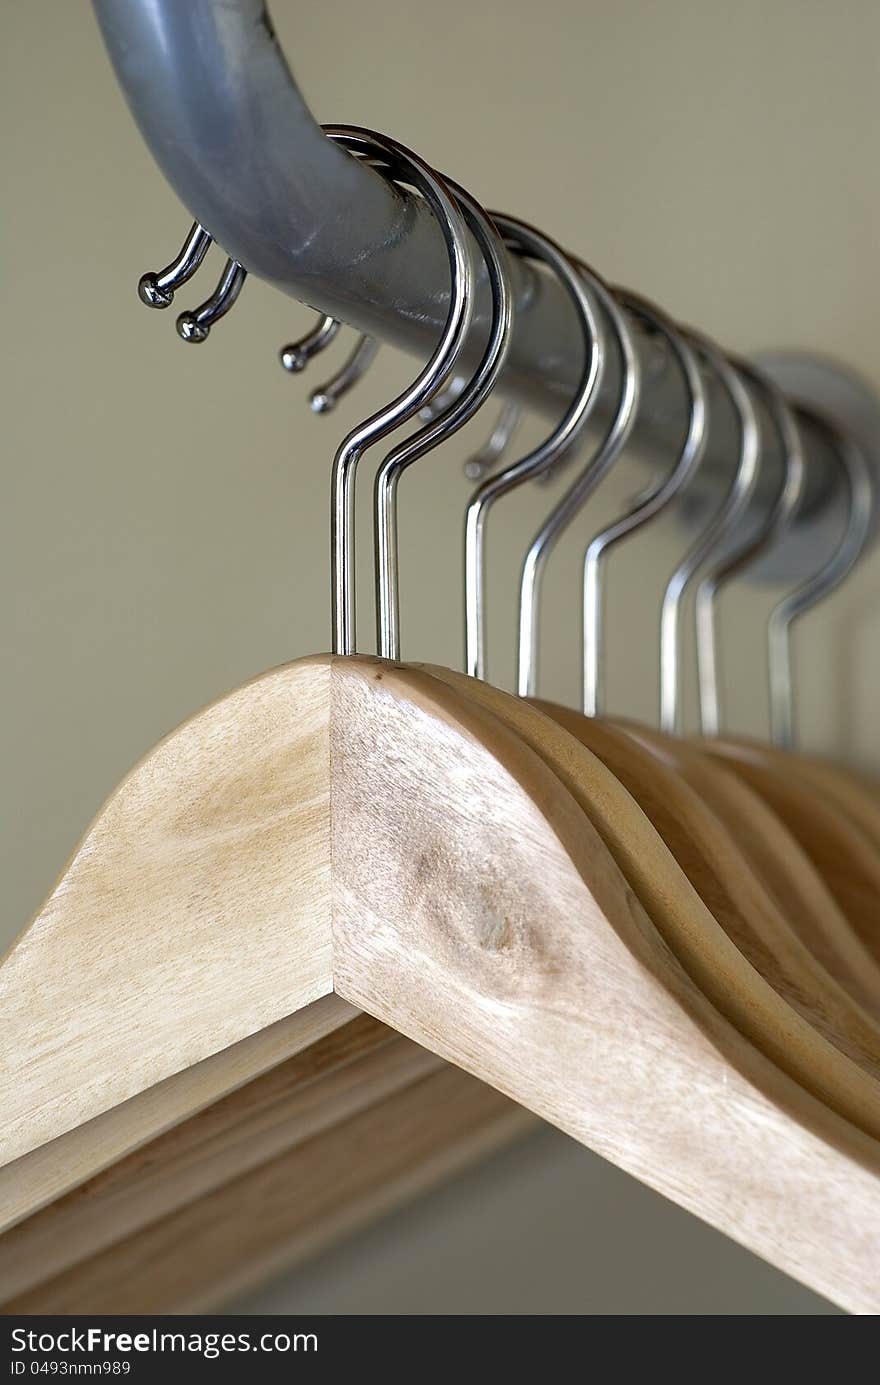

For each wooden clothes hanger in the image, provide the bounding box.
[2,1004,527,1314]
[4,655,880,1316]
[619,721,880,1017]
[704,736,880,852]
[423,666,880,1114]
[0,654,537,1310]
[487,271,880,1052]
[7,130,880,1320]
[699,737,880,961]
[534,703,880,1067]
[1,150,598,1310]
[551,323,880,1022]
[407,228,880,1113]
[411,221,879,1304]
[689,404,880,952]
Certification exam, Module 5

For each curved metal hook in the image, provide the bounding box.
[464,401,523,481]
[694,362,806,736]
[281,315,379,410]
[659,335,760,734]
[421,385,523,482]
[176,258,248,342]
[768,410,873,748]
[582,292,708,716]
[517,263,640,698]
[465,219,604,683]
[324,126,474,655]
[374,184,513,661]
[419,378,464,421]
[416,268,540,435]
[280,314,341,372]
[138,222,213,309]
[311,334,380,415]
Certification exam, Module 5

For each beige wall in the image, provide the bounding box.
[3,1,876,1314]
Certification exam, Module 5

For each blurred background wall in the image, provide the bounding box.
[3,0,877,1314]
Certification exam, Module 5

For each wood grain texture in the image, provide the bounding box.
[702,737,880,962]
[0,993,355,1233]
[5,652,879,1314]
[0,1016,444,1304]
[334,660,880,1312]
[534,704,880,1076]
[0,656,334,1165]
[421,666,880,1137]
[620,722,880,1018]
[4,1066,531,1315]
[729,739,880,855]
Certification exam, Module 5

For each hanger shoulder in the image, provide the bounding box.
[7,651,880,1311]
[1,655,335,1168]
[331,660,880,1313]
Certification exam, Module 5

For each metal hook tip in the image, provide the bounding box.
[176,312,210,343]
[463,459,488,481]
[310,391,335,414]
[138,273,174,309]
[280,346,308,373]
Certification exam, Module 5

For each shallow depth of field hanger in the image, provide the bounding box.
[3,0,880,1317]
[3,655,880,1313]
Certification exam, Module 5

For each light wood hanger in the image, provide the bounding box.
[699,736,880,964]
[4,654,880,1312]
[1,656,337,1174]
[0,653,529,1308]
[710,738,880,855]
[420,665,880,1123]
[5,1069,526,1315]
[2,1017,530,1313]
[338,658,880,1312]
[617,721,880,1019]
[1,995,353,1231]
[526,699,880,1076]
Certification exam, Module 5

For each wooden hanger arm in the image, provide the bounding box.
[331,660,880,1314]
[5,654,879,1313]
[699,737,880,962]
[620,723,880,1017]
[4,1058,529,1315]
[0,994,355,1233]
[1,657,335,1167]
[712,737,880,854]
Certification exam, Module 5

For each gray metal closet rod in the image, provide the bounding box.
[93,0,837,520]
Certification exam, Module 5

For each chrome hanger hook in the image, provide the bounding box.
[419,378,465,421]
[322,126,474,656]
[138,222,213,309]
[659,335,760,735]
[517,260,640,699]
[693,362,806,737]
[280,313,379,413]
[464,219,604,683]
[374,182,513,662]
[176,258,248,343]
[280,314,342,373]
[768,410,873,749]
[311,334,379,415]
[463,401,523,481]
[581,293,708,717]
[422,384,523,482]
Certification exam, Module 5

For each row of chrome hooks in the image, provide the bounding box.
[138,126,872,751]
